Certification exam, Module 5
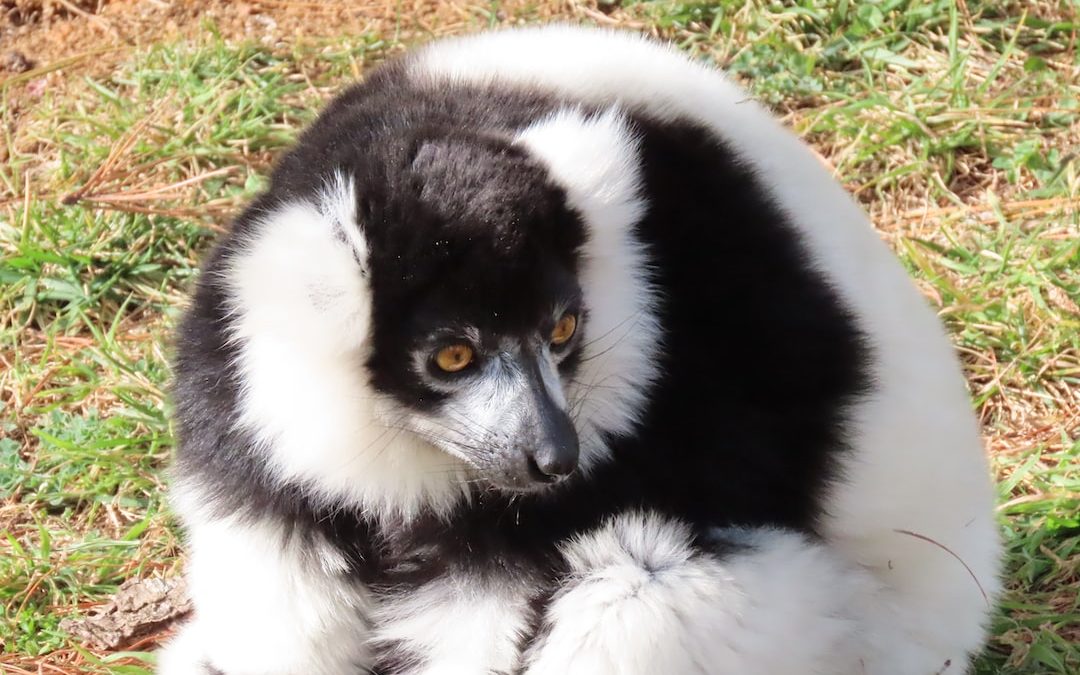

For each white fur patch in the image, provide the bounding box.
[414,25,1001,669]
[223,174,469,522]
[524,512,873,675]
[159,487,372,674]
[369,577,532,673]
[515,108,660,470]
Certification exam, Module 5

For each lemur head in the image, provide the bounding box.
[218,106,657,511]
[359,130,588,490]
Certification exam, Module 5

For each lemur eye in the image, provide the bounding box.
[551,313,578,346]
[435,344,474,373]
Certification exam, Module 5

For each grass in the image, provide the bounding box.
[1,1,1077,672]
[0,32,394,670]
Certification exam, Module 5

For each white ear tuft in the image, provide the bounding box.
[318,171,369,276]
[226,175,369,357]
[515,107,645,232]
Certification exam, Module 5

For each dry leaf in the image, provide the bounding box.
[1046,285,1080,316]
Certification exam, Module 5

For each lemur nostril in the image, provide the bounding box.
[525,453,558,483]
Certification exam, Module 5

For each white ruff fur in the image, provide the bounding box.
[164,25,999,675]
[222,178,469,523]
[368,577,532,673]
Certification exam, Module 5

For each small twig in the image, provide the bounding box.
[61,199,233,225]
[0,46,121,90]
[884,196,1078,228]
[893,529,990,606]
[80,166,236,203]
[20,173,31,239]
[17,360,72,415]
[248,0,379,12]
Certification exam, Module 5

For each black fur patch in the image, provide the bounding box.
[356,127,587,408]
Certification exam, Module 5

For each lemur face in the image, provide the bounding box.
[358,130,589,491]
[215,107,652,507]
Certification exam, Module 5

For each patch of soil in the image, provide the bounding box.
[2,0,103,28]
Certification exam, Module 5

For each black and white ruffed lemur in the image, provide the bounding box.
[160,25,1001,675]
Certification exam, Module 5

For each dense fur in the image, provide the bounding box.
[161,26,1000,675]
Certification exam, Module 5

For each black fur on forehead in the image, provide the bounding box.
[409,131,560,256]
[359,127,584,269]
[356,126,586,313]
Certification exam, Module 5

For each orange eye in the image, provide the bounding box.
[551,314,577,346]
[435,344,474,373]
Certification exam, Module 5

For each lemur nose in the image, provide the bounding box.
[526,411,580,480]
